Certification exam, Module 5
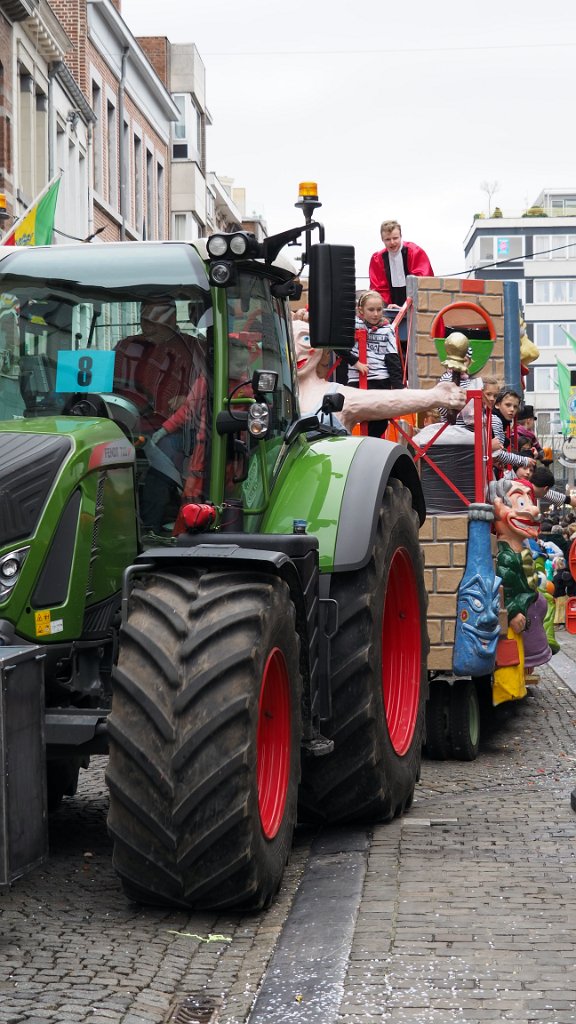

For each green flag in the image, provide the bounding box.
[0,174,61,246]
[559,325,576,359]
[556,357,572,435]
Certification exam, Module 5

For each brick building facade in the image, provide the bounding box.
[0,0,178,243]
[50,0,178,242]
[0,5,14,207]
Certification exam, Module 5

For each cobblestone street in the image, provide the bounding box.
[0,762,312,1024]
[343,639,576,1023]
[1,638,575,1024]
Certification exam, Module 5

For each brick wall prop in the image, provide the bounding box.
[420,514,507,673]
[407,276,505,392]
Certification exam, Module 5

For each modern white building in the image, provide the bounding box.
[464,188,576,438]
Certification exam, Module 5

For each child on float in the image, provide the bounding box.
[458,373,499,428]
[344,289,404,438]
[460,376,540,483]
[492,386,522,445]
[436,356,498,425]
[448,374,528,475]
[489,385,537,477]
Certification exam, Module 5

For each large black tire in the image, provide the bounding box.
[106,570,302,910]
[449,679,481,761]
[424,680,452,760]
[299,478,428,823]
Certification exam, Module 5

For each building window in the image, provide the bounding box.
[122,120,130,219]
[18,70,34,200]
[533,279,576,303]
[133,134,142,234]
[534,323,551,348]
[552,234,576,259]
[173,212,188,240]
[537,411,551,435]
[171,92,201,162]
[146,149,154,239]
[92,81,102,195]
[497,236,522,261]
[549,411,562,435]
[157,162,164,238]
[533,235,550,258]
[107,100,117,208]
[553,322,576,347]
[533,322,576,348]
[531,234,576,259]
[479,237,493,262]
[173,95,186,139]
[532,366,558,392]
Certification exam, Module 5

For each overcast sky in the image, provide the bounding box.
[121,0,576,283]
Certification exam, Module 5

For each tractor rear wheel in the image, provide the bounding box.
[106,570,301,910]
[449,679,480,761]
[424,680,452,760]
[299,478,428,823]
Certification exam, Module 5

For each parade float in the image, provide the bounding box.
[364,276,548,760]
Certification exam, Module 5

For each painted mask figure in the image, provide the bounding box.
[488,478,551,672]
[453,504,501,677]
[490,478,540,551]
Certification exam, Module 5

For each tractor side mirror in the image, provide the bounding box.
[320,391,345,415]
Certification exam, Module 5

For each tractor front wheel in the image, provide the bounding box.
[299,478,428,823]
[106,570,301,910]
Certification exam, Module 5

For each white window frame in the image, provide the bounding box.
[171,92,201,162]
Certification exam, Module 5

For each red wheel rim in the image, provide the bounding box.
[382,547,421,755]
[257,648,292,839]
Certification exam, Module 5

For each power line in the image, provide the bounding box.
[357,241,576,283]
[445,241,576,278]
[202,41,576,57]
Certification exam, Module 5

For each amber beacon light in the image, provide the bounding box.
[298,181,319,201]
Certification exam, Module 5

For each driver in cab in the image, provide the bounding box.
[113,297,204,435]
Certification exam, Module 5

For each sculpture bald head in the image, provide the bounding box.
[443,331,471,372]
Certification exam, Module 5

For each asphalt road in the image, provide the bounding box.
[1,636,575,1024]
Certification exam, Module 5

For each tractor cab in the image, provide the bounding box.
[0,239,301,540]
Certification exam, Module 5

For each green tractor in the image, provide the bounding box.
[0,187,427,907]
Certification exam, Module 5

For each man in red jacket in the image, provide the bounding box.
[368,219,434,308]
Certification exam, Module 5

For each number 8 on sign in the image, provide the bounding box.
[55,350,115,393]
[77,354,93,388]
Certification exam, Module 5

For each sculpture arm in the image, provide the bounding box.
[336,380,466,432]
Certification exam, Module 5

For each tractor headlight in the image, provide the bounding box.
[209,261,235,287]
[248,403,270,437]
[0,546,29,600]
[207,230,262,262]
[252,369,278,395]
[229,234,249,256]
[207,234,228,258]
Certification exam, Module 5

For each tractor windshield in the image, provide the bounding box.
[0,242,213,535]
[221,271,297,510]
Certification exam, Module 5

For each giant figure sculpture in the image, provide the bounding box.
[293,320,466,428]
[488,477,551,699]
